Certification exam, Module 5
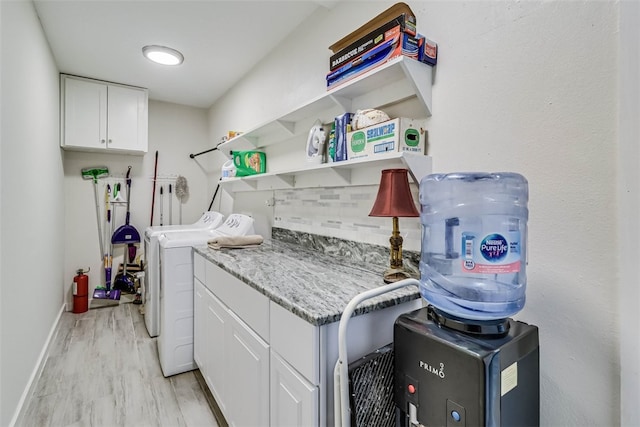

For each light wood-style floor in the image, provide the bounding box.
[19,303,219,427]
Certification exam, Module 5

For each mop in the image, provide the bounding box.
[81,167,120,300]
[81,166,109,260]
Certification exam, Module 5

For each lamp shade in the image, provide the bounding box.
[369,169,419,217]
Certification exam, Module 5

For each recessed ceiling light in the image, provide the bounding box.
[142,45,184,66]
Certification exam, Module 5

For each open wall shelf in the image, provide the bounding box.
[217,56,434,192]
[218,152,432,192]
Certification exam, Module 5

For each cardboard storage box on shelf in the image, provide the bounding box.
[329,2,416,54]
[329,14,417,71]
[326,26,419,89]
[417,35,438,66]
[347,118,426,160]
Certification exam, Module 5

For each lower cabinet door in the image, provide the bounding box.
[193,280,205,368]
[226,310,270,426]
[270,351,318,427]
[205,290,229,415]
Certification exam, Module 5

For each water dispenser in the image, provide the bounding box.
[393,172,539,427]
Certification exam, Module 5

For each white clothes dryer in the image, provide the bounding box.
[143,211,224,337]
[157,214,255,377]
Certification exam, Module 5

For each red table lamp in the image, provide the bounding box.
[369,169,419,283]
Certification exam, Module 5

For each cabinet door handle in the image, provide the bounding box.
[101,139,106,144]
[108,139,112,144]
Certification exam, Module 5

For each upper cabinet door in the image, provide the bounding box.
[62,76,107,150]
[106,84,148,153]
[60,74,148,154]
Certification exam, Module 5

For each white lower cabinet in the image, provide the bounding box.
[226,310,270,426]
[205,289,229,414]
[196,278,269,425]
[194,258,270,426]
[193,279,205,369]
[270,351,318,427]
[194,254,422,426]
[194,280,229,414]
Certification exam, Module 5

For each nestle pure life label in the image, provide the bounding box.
[461,217,522,275]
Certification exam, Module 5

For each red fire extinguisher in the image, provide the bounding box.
[73,268,89,314]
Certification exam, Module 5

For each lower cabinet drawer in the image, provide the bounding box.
[194,251,206,283]
[206,261,270,341]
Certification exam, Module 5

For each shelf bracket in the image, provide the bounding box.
[243,134,259,146]
[401,153,433,184]
[329,94,352,113]
[275,119,295,136]
[219,178,258,192]
[219,134,259,156]
[328,167,352,185]
[400,59,433,117]
[271,174,295,188]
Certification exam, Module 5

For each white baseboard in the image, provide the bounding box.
[9,303,65,427]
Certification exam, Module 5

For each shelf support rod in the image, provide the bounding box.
[189,146,218,159]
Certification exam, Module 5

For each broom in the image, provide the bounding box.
[174,176,189,225]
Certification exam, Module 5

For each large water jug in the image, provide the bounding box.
[419,172,529,320]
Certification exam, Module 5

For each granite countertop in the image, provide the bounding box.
[193,236,421,327]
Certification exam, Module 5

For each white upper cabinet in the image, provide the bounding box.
[60,74,148,154]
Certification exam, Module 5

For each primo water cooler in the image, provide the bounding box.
[393,172,539,427]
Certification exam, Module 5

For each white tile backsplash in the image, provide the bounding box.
[273,184,421,252]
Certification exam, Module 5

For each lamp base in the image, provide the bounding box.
[383,268,417,284]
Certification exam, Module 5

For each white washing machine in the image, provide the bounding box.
[143,211,224,338]
[157,213,255,377]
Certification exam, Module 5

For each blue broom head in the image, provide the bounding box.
[111,225,140,244]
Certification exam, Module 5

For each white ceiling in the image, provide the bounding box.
[34,1,333,109]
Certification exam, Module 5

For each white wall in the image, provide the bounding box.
[0,1,64,425]
[0,1,213,419]
[62,100,212,310]
[618,0,640,423]
[208,1,628,425]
